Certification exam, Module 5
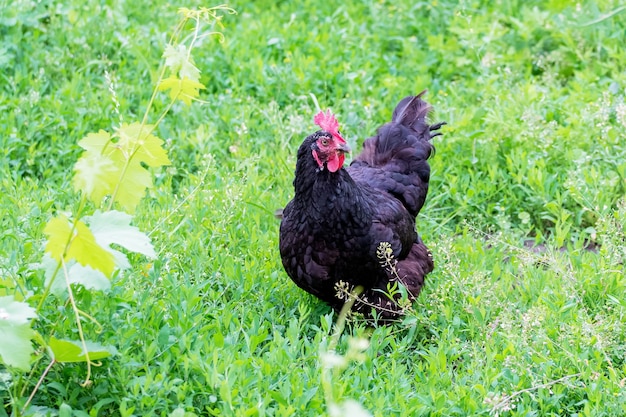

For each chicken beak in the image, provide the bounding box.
[337,142,351,154]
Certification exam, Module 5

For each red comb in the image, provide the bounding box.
[313,109,345,143]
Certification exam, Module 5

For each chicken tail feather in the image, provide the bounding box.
[391,90,431,132]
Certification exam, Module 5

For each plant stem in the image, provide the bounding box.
[148,155,212,237]
[105,16,184,212]
[148,96,178,135]
[140,65,169,130]
[188,15,201,56]
[61,258,93,386]
[106,92,178,212]
[329,285,364,352]
[321,285,365,411]
[494,372,583,410]
[580,5,626,27]
[35,262,62,314]
[136,14,188,131]
[22,358,56,413]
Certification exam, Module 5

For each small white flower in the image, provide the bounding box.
[329,399,373,417]
[348,337,370,352]
[321,352,347,369]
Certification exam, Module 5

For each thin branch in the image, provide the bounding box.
[187,14,202,57]
[321,285,365,409]
[22,358,56,413]
[493,373,582,410]
[329,285,364,352]
[148,156,212,238]
[580,6,626,27]
[61,258,93,386]
[335,284,408,317]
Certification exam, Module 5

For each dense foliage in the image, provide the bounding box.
[1,0,625,415]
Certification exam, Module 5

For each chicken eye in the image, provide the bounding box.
[320,138,329,146]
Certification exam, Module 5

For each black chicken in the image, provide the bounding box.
[279,92,444,320]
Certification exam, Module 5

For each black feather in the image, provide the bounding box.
[391,90,430,129]
[279,93,445,321]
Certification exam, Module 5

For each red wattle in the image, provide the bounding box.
[327,153,344,172]
[312,150,323,168]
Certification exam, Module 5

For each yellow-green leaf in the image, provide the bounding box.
[72,124,170,211]
[77,130,112,154]
[73,152,118,205]
[158,76,205,106]
[111,162,153,212]
[44,215,73,261]
[68,220,115,277]
[116,123,171,167]
[74,130,122,206]
[43,216,115,277]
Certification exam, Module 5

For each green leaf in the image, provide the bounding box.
[48,337,117,363]
[163,44,185,72]
[0,277,18,298]
[158,76,205,106]
[43,216,116,277]
[59,403,72,417]
[88,210,157,258]
[169,409,198,417]
[0,296,37,370]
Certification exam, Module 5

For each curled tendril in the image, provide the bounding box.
[178,5,237,26]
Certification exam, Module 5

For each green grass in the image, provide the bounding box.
[1,0,626,415]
